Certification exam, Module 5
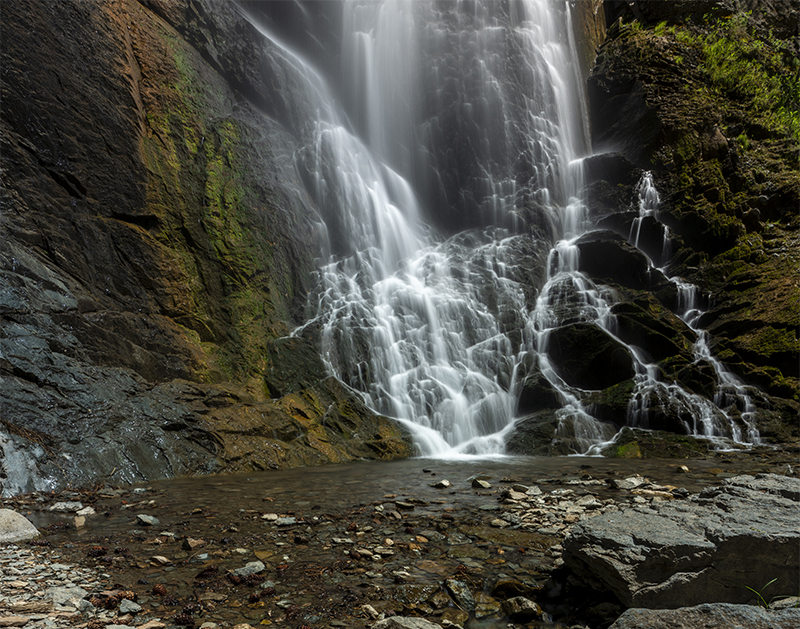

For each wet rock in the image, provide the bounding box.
[471,479,491,489]
[232,561,265,577]
[491,578,542,601]
[609,603,800,629]
[430,480,451,489]
[373,618,443,629]
[444,578,475,611]
[48,502,84,513]
[563,474,800,608]
[610,475,648,490]
[182,538,206,551]
[547,322,635,390]
[501,596,544,622]
[136,514,159,526]
[0,510,39,543]
[516,370,563,414]
[575,230,651,288]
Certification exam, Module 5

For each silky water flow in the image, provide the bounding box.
[243,0,760,457]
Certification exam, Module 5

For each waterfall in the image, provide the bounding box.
[243,1,760,456]
[621,173,761,446]
[308,0,590,456]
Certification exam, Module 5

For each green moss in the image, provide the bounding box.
[609,441,642,459]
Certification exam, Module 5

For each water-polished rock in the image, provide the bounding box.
[373,618,443,629]
[609,603,800,629]
[0,510,39,543]
[563,474,800,608]
[501,596,544,622]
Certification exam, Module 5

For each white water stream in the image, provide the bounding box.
[245,1,760,456]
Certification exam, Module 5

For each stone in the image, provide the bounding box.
[232,561,265,577]
[138,623,167,629]
[119,599,142,614]
[611,476,648,490]
[48,501,84,512]
[500,596,544,622]
[0,509,39,543]
[491,578,542,601]
[183,538,206,551]
[373,618,443,629]
[563,474,800,608]
[0,617,29,627]
[431,480,451,489]
[444,578,475,611]
[609,603,800,629]
[137,514,159,526]
[48,586,88,606]
[472,479,491,489]
[76,506,96,516]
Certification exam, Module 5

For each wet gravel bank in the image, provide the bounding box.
[2,448,796,629]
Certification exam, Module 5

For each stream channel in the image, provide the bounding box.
[15,448,796,629]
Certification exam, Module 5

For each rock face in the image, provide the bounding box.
[563,474,800,608]
[0,0,411,494]
[581,2,799,442]
[609,603,800,629]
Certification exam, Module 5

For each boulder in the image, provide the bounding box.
[516,371,562,415]
[563,474,800,608]
[609,603,800,629]
[0,509,39,543]
[575,230,651,291]
[546,322,635,390]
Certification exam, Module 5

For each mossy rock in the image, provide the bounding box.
[602,427,711,459]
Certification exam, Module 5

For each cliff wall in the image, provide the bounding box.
[0,0,411,494]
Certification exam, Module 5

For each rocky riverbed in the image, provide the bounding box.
[1,450,798,629]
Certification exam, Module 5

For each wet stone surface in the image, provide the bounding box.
[1,451,796,629]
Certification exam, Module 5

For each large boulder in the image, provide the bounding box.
[563,474,800,608]
[546,323,635,390]
[575,231,651,291]
[609,603,800,629]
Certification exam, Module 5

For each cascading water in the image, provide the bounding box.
[243,0,761,457]
[625,173,761,445]
[311,0,591,456]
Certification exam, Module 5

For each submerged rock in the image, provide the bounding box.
[563,474,800,608]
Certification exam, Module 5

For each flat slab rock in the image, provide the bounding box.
[609,603,800,629]
[563,474,800,608]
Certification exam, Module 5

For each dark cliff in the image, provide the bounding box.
[0,0,411,494]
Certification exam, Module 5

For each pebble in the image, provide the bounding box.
[0,545,162,629]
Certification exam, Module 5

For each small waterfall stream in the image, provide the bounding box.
[244,1,761,456]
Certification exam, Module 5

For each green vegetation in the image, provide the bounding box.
[656,13,800,141]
